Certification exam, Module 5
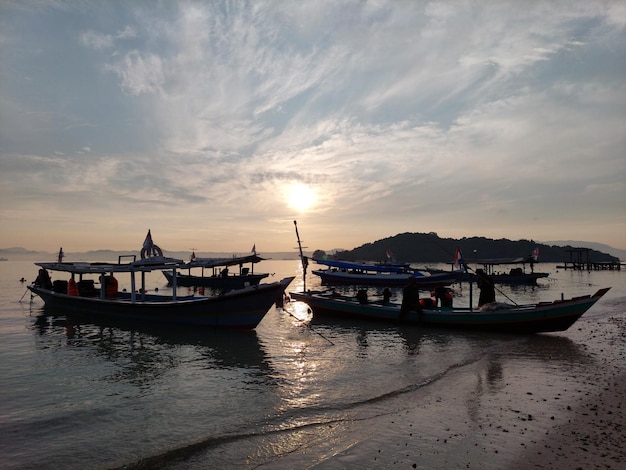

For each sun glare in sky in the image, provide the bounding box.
[287,183,317,212]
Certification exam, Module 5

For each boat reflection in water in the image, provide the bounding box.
[32,311,273,373]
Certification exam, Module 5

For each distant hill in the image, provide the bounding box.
[1,236,621,263]
[0,247,53,261]
[315,233,620,264]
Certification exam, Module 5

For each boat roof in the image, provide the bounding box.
[181,254,266,269]
[466,256,535,265]
[313,258,412,273]
[35,256,184,274]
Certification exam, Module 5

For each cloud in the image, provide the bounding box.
[1,1,625,251]
[80,26,137,50]
[106,51,167,95]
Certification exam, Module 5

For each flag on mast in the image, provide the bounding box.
[143,230,153,251]
[453,247,465,271]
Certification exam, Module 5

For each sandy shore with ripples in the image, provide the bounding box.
[367,316,625,470]
[254,312,626,469]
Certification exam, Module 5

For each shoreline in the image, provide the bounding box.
[513,370,625,469]
[243,315,626,469]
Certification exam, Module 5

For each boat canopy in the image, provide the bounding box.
[35,256,183,274]
[180,254,266,269]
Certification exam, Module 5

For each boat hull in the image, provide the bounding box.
[29,277,294,329]
[470,272,549,285]
[312,270,458,287]
[162,271,269,289]
[289,287,610,334]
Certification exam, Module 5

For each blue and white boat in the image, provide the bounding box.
[311,258,459,287]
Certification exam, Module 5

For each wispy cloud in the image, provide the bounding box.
[0,1,624,251]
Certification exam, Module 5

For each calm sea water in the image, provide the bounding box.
[1,259,624,469]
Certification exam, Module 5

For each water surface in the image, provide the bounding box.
[1,259,623,469]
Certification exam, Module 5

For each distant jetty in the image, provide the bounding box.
[558,248,622,270]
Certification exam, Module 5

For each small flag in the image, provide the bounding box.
[532,247,540,261]
[386,248,393,260]
[143,230,153,251]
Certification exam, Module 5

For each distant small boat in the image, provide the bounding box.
[27,231,293,329]
[467,250,548,285]
[311,258,458,287]
[289,287,611,334]
[162,254,270,289]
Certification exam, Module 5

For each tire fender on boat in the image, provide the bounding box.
[140,245,163,259]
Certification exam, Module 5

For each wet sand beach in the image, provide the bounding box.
[242,311,626,469]
[516,371,625,469]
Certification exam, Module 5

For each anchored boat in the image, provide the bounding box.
[291,223,609,334]
[312,258,458,287]
[289,288,610,334]
[28,232,293,329]
[163,254,270,289]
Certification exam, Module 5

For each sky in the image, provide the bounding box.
[1,0,625,255]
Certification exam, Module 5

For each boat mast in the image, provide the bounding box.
[294,220,308,292]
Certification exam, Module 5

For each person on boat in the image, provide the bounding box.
[67,278,79,296]
[382,287,392,305]
[34,268,52,289]
[400,276,422,317]
[105,273,118,298]
[434,286,453,307]
[476,269,496,307]
[356,289,368,304]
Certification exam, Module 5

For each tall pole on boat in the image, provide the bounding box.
[459,248,473,311]
[294,220,308,292]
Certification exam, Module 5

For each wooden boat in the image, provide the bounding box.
[311,258,458,287]
[27,233,293,329]
[290,224,604,333]
[162,254,270,289]
[289,287,611,334]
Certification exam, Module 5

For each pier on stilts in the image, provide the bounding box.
[559,248,622,271]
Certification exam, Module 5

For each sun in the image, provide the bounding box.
[287,183,316,212]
